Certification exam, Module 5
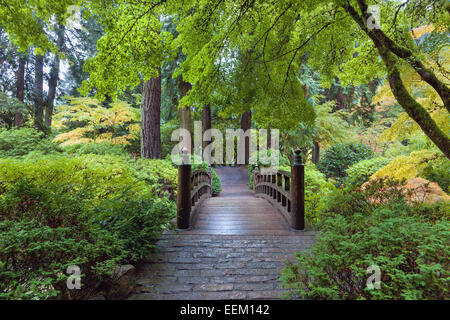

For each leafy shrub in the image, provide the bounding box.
[0,156,148,206]
[0,180,124,300]
[211,169,222,195]
[374,150,441,181]
[0,155,176,299]
[0,92,29,128]
[52,97,140,147]
[0,128,61,157]
[302,163,336,226]
[420,159,450,194]
[317,142,375,182]
[281,179,449,300]
[93,194,176,262]
[160,120,179,158]
[63,142,128,156]
[346,157,391,186]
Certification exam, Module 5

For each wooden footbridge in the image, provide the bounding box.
[176,149,306,235]
[132,150,313,300]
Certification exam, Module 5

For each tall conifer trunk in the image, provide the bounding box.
[34,53,44,130]
[45,25,65,127]
[203,105,212,151]
[141,69,162,159]
[14,55,26,127]
[179,78,192,153]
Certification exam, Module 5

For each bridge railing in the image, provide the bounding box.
[254,149,305,230]
[177,153,212,229]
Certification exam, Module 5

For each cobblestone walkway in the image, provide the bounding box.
[130,233,315,300]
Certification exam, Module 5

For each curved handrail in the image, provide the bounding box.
[190,170,212,211]
[254,171,292,223]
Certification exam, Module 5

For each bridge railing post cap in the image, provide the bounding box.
[293,149,303,166]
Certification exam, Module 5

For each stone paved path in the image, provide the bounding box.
[130,166,315,300]
[131,233,315,300]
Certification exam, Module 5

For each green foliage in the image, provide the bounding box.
[0,180,124,300]
[281,179,449,300]
[374,150,442,181]
[0,128,61,157]
[53,97,140,147]
[317,142,375,182]
[63,142,128,156]
[420,159,450,193]
[211,169,222,196]
[346,157,391,187]
[0,155,176,299]
[0,92,29,128]
[93,194,176,262]
[160,120,179,158]
[302,163,337,226]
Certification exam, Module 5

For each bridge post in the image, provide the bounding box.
[253,164,259,191]
[177,149,192,229]
[291,149,305,231]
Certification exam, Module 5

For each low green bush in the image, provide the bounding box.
[302,163,336,226]
[62,142,128,156]
[93,194,176,262]
[419,159,450,194]
[280,178,449,300]
[317,142,375,183]
[346,157,391,187]
[0,155,176,299]
[0,128,61,157]
[0,180,124,300]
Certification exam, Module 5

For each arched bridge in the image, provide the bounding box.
[177,150,306,235]
[131,150,314,300]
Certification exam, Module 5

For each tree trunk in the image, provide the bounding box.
[14,55,26,127]
[141,69,162,159]
[267,123,272,149]
[45,25,65,127]
[203,105,212,151]
[179,78,192,152]
[241,111,252,164]
[34,53,45,130]
[312,140,320,164]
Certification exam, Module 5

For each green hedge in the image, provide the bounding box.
[281,179,449,300]
[0,155,177,299]
[0,128,61,157]
[346,157,391,187]
[317,142,375,183]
